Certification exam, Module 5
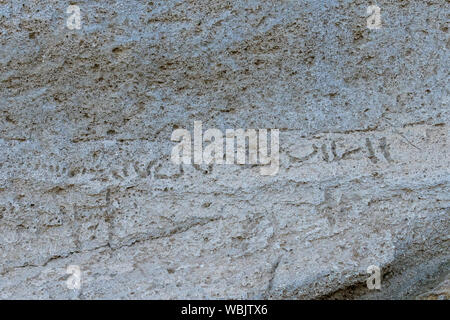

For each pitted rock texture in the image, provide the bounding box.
[0,0,448,299]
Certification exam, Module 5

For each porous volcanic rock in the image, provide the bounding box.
[0,0,448,299]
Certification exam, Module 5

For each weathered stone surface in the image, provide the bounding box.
[417,274,450,300]
[0,0,448,299]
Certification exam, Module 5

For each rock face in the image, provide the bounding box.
[417,274,450,300]
[0,0,448,299]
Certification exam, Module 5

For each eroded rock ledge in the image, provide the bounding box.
[0,0,448,299]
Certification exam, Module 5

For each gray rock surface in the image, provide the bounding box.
[0,0,448,299]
